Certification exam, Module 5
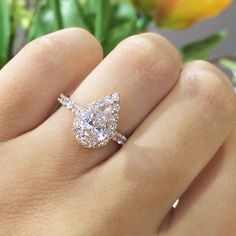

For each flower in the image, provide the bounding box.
[132,0,232,29]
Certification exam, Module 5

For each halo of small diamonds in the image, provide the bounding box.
[58,93,126,148]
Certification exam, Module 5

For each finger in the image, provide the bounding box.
[90,61,236,231]
[11,33,182,178]
[0,28,102,141]
[165,126,236,235]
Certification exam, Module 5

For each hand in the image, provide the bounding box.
[0,28,235,236]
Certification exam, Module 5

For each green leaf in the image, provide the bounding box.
[233,77,236,86]
[94,0,112,43]
[77,0,96,33]
[103,19,138,55]
[219,58,236,72]
[109,3,136,28]
[60,0,88,30]
[102,2,150,55]
[0,0,11,68]
[26,0,150,57]
[49,0,63,29]
[136,14,151,31]
[219,58,236,85]
[180,30,228,63]
[27,0,61,41]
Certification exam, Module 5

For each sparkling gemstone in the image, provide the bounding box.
[73,93,120,148]
[111,92,120,102]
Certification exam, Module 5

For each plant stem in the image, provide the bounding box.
[49,0,63,29]
[74,0,89,30]
[94,0,110,43]
[209,55,236,86]
[0,0,11,68]
[209,55,236,64]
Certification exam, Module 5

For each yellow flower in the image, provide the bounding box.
[132,0,232,29]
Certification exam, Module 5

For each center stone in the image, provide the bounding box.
[72,93,120,148]
[81,111,107,141]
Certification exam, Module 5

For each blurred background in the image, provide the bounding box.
[0,0,235,87]
[157,1,236,59]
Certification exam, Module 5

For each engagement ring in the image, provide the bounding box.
[58,93,127,148]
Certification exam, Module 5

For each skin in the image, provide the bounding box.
[0,28,235,236]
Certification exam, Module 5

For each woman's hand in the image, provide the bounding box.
[0,28,235,236]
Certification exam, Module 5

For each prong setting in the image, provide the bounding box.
[58,93,126,148]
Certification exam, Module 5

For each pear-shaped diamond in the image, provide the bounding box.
[72,93,120,148]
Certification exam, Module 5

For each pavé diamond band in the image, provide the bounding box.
[58,93,127,148]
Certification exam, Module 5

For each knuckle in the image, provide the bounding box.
[65,27,92,38]
[65,28,103,59]
[118,34,162,69]
[141,32,182,67]
[115,33,181,84]
[182,60,236,118]
[24,35,64,76]
[22,28,102,79]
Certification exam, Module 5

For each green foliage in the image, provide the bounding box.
[0,0,231,72]
[219,58,236,85]
[220,58,236,71]
[0,0,11,68]
[60,0,88,29]
[180,30,228,63]
[27,0,62,41]
[102,3,150,55]
[27,0,150,55]
[94,0,111,42]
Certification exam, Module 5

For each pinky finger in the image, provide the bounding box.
[165,126,236,236]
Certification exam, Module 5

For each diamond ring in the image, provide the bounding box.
[58,93,127,148]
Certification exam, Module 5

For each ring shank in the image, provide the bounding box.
[112,132,127,145]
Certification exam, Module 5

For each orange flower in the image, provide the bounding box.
[132,0,232,29]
